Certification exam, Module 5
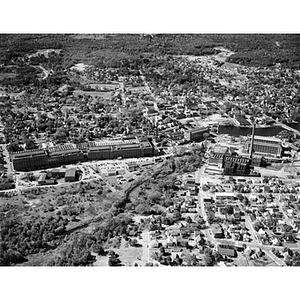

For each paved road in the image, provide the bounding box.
[265,250,286,266]
[84,165,117,193]
[274,196,294,226]
[140,72,159,103]
[0,116,13,174]
[1,144,13,173]
[245,216,261,244]
[38,65,51,80]
[119,81,126,106]
[141,230,150,264]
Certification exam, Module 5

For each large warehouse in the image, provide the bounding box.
[11,136,157,171]
[246,135,282,158]
[184,127,210,142]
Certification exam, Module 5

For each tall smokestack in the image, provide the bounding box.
[249,122,256,159]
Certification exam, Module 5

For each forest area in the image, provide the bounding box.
[1,34,300,70]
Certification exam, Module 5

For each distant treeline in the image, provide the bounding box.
[1,34,300,69]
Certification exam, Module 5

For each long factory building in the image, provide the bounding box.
[245,135,282,158]
[10,136,157,171]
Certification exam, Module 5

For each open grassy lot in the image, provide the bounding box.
[93,253,108,266]
[113,247,143,266]
[93,237,143,267]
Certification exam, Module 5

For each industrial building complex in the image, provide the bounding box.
[10,136,157,171]
[205,123,271,176]
[2,34,300,269]
[246,135,282,158]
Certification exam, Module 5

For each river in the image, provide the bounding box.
[286,122,300,131]
[218,124,299,137]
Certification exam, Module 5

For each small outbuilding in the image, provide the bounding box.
[65,168,77,182]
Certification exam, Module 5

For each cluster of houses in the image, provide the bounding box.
[146,171,250,265]
[201,172,300,247]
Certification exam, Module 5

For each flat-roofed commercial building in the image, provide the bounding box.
[65,168,77,182]
[246,135,282,157]
[184,127,210,142]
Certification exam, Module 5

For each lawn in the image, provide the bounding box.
[113,247,143,266]
[98,237,144,267]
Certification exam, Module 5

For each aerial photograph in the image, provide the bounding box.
[2,33,300,267]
